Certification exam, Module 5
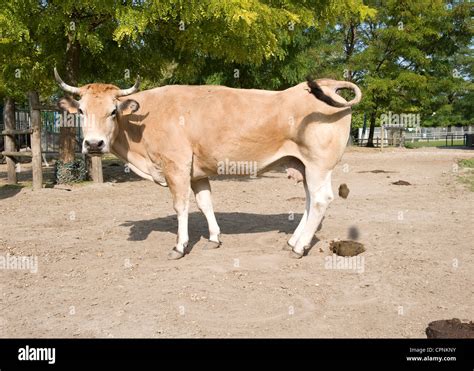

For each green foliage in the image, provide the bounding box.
[54,158,88,184]
[404,139,464,149]
[459,158,474,169]
[0,0,471,133]
[457,158,474,192]
[0,0,365,101]
[347,0,472,127]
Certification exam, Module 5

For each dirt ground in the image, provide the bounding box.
[0,147,473,338]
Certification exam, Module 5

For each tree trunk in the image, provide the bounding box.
[59,36,80,163]
[4,97,17,184]
[344,20,357,81]
[366,111,377,147]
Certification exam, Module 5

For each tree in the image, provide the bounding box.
[1,0,470,160]
[341,0,472,145]
[225,0,472,145]
[1,0,373,162]
[149,0,375,89]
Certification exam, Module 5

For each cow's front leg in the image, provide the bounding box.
[191,178,221,249]
[167,174,192,260]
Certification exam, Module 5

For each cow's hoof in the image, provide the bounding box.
[168,247,185,260]
[283,241,294,251]
[289,249,304,259]
[203,240,221,250]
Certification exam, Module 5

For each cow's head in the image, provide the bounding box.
[54,68,140,155]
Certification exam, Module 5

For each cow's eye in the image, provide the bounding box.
[111,109,117,116]
[78,108,84,115]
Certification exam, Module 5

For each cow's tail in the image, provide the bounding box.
[306,77,362,108]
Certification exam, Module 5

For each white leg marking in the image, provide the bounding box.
[293,170,334,255]
[192,179,221,242]
[174,187,191,254]
[288,180,310,247]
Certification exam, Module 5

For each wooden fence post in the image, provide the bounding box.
[4,97,17,184]
[28,91,43,190]
[89,156,103,183]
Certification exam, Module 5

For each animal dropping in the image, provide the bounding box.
[329,240,365,257]
[392,180,411,186]
[338,183,350,199]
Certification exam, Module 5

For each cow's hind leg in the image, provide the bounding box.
[286,180,310,249]
[291,168,334,258]
[167,172,192,260]
[191,178,221,249]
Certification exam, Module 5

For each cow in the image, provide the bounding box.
[54,68,361,260]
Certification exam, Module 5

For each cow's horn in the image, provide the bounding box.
[117,76,140,97]
[54,67,81,95]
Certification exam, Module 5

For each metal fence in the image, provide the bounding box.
[355,137,388,147]
[0,107,32,151]
[355,133,471,147]
[0,108,83,154]
[40,110,83,153]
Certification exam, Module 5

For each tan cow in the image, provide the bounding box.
[54,68,361,260]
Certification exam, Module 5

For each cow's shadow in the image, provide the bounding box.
[120,212,323,255]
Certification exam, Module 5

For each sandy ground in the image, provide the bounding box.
[0,147,473,338]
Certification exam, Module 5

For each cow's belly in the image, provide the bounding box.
[191,140,301,180]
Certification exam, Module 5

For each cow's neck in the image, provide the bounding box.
[110,123,167,186]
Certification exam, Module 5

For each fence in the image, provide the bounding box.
[355,133,471,147]
[1,94,42,189]
[1,109,83,154]
[1,96,102,189]
[444,134,468,146]
[355,137,389,147]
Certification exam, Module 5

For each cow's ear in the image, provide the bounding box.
[118,99,140,116]
[58,97,80,114]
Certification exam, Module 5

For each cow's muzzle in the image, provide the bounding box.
[83,139,105,155]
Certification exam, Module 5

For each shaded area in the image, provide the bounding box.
[347,226,360,240]
[121,211,305,253]
[0,184,24,200]
[209,173,280,183]
[357,169,397,174]
[103,159,282,184]
[102,159,142,183]
[0,158,291,187]
[286,196,305,202]
[431,146,474,150]
[0,164,55,185]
